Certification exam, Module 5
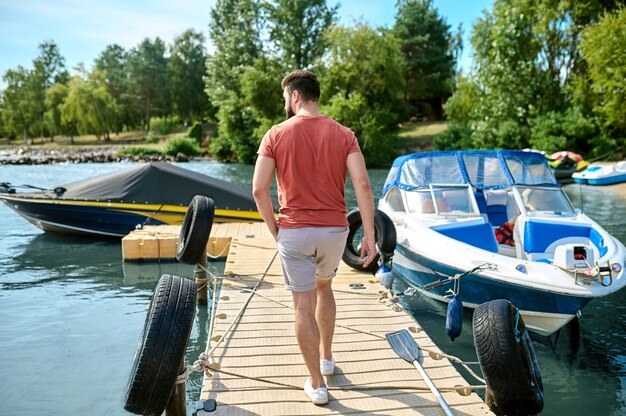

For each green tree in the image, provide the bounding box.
[95,44,136,133]
[206,0,265,162]
[240,57,285,142]
[579,6,626,138]
[44,82,69,140]
[169,29,212,125]
[126,38,170,133]
[393,0,456,105]
[206,0,263,104]
[0,67,39,142]
[61,70,117,140]
[266,0,338,69]
[30,41,69,140]
[445,0,622,151]
[320,23,406,166]
[470,0,543,142]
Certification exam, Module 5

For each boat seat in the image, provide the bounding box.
[514,218,608,261]
[432,221,499,253]
[483,190,509,227]
[474,192,489,222]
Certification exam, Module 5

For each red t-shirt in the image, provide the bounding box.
[257,115,361,228]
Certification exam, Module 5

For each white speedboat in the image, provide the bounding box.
[377,150,625,336]
[572,161,626,185]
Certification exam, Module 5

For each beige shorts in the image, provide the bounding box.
[276,227,349,292]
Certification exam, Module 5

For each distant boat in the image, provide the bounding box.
[547,151,589,183]
[550,150,583,162]
[0,162,275,237]
[572,161,626,185]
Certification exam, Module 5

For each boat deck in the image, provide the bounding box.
[123,223,493,416]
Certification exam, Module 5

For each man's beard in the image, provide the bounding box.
[285,98,295,119]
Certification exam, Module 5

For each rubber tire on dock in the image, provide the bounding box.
[124,274,197,416]
[342,208,396,272]
[176,195,215,264]
[473,299,544,416]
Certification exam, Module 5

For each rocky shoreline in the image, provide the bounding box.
[0,146,202,164]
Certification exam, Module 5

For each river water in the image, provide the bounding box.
[0,161,624,415]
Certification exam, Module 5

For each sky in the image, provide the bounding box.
[0,0,494,87]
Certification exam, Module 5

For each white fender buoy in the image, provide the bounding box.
[375,263,394,289]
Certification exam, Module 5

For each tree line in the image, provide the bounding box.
[1,0,623,166]
[0,0,458,166]
[0,29,210,144]
[438,0,625,157]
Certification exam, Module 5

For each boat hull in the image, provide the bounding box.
[587,174,626,185]
[572,163,626,185]
[394,243,592,336]
[0,195,263,238]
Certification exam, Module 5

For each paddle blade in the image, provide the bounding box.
[386,329,421,363]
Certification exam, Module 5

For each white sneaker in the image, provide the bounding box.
[320,358,335,376]
[304,378,328,405]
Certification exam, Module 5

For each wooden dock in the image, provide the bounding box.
[123,224,494,416]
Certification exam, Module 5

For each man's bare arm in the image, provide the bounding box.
[347,152,376,267]
[252,155,278,240]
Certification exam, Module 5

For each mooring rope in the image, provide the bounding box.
[205,243,231,260]
[196,365,486,394]
[183,249,280,382]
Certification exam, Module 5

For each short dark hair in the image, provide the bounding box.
[281,70,320,102]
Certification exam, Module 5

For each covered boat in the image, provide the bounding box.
[572,161,626,185]
[376,150,625,335]
[0,162,274,237]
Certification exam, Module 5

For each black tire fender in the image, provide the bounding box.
[342,208,396,272]
[473,299,544,416]
[124,274,197,416]
[176,195,215,264]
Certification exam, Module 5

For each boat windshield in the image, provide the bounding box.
[514,186,576,217]
[405,185,479,217]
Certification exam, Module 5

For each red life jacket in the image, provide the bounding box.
[495,222,515,246]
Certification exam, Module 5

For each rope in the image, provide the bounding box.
[202,250,279,360]
[206,365,486,393]
[205,242,231,259]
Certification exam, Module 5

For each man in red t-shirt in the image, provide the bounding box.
[253,70,376,405]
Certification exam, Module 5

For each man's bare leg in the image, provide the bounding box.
[316,278,335,360]
[292,289,324,388]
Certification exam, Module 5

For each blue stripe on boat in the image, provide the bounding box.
[395,243,592,315]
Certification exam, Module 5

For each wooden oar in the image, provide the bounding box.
[386,329,454,416]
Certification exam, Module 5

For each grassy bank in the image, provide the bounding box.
[397,121,447,153]
[0,129,188,148]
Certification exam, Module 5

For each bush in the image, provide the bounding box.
[187,122,204,144]
[433,124,473,150]
[586,135,618,159]
[530,107,598,154]
[150,117,174,135]
[164,137,201,157]
[118,147,163,157]
[145,131,160,143]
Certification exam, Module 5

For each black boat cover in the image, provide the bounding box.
[23,162,270,210]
